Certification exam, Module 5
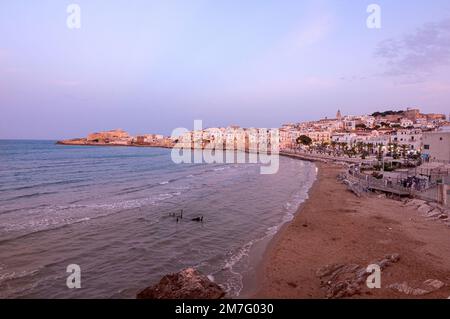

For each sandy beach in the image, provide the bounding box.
[255,163,450,299]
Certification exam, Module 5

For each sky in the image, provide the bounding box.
[1,0,450,139]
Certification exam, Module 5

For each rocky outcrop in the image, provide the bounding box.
[316,254,400,299]
[56,129,176,148]
[136,268,226,299]
[388,279,445,296]
[403,199,426,208]
[56,138,87,145]
[403,198,449,226]
[87,129,130,143]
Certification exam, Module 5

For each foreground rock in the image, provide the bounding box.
[403,198,449,226]
[137,268,226,299]
[388,279,446,296]
[316,254,400,299]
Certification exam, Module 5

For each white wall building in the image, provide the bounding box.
[393,128,423,152]
[331,133,357,145]
[400,118,414,128]
[422,129,450,163]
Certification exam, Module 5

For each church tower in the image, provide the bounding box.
[336,109,342,120]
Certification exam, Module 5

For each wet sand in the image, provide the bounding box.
[254,163,450,298]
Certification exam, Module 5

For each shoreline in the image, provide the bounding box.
[239,164,319,298]
[56,141,174,149]
[252,162,450,299]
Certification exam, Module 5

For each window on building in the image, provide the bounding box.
[424,145,430,150]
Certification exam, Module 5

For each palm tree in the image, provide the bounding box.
[401,145,408,159]
[377,144,384,162]
[392,143,399,159]
[367,143,374,155]
[356,141,365,155]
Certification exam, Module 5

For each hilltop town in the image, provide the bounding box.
[57,107,450,207]
[279,108,449,162]
[58,107,450,164]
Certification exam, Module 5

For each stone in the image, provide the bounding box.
[423,279,445,290]
[136,268,226,299]
[316,254,400,299]
[388,282,428,296]
[427,202,441,209]
[389,279,445,296]
[372,253,400,269]
[425,209,443,218]
[404,199,426,208]
[417,204,433,215]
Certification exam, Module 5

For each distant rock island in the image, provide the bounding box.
[57,129,175,148]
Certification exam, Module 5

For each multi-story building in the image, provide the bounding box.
[331,131,390,147]
[343,119,356,131]
[422,127,450,163]
[331,132,356,145]
[400,118,414,128]
[392,128,423,152]
[305,131,331,144]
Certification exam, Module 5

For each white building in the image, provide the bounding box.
[331,132,356,145]
[343,119,356,131]
[422,128,450,163]
[400,118,414,128]
[393,128,422,152]
[360,115,376,128]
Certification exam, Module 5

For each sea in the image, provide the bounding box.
[0,140,316,298]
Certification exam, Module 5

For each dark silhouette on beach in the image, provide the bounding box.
[191,216,203,222]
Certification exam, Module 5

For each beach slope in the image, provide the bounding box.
[255,163,450,299]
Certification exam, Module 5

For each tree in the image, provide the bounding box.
[297,135,313,146]
[356,141,365,154]
[401,145,408,159]
[391,143,400,159]
[367,143,374,155]
[356,123,367,130]
[377,144,384,161]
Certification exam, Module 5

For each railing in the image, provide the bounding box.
[411,167,450,177]
[347,170,412,195]
[280,149,378,165]
[347,170,449,207]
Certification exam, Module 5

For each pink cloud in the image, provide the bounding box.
[375,18,450,79]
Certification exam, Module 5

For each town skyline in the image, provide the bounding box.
[1,106,449,140]
[58,106,449,159]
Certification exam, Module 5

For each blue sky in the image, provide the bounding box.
[1,0,450,139]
